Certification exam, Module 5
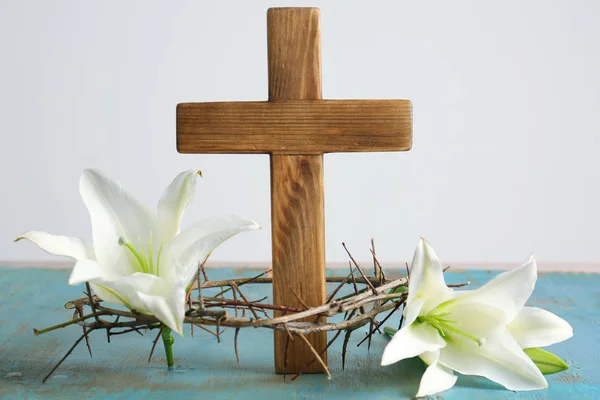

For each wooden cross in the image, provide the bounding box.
[177,7,412,374]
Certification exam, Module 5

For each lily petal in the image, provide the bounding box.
[162,215,260,284]
[508,307,573,348]
[443,254,537,325]
[157,170,202,240]
[404,296,426,327]
[69,260,119,285]
[138,287,186,335]
[435,298,508,339]
[79,272,161,308]
[15,231,93,261]
[90,283,128,306]
[87,272,184,333]
[381,323,446,366]
[119,273,184,335]
[440,328,548,391]
[416,351,457,398]
[405,238,452,324]
[419,350,440,366]
[79,169,158,274]
[87,273,185,334]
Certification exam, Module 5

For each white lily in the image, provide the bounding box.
[381,238,573,398]
[16,169,260,336]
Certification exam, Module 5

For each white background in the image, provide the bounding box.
[1,1,599,268]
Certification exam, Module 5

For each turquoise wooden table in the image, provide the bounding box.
[0,267,597,399]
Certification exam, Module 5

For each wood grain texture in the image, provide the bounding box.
[268,8,321,101]
[176,100,413,154]
[268,7,326,374]
[271,155,326,374]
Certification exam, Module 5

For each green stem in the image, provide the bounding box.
[383,326,398,337]
[161,327,175,368]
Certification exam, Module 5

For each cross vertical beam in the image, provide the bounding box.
[268,8,327,374]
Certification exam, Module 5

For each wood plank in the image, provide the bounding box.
[267,7,327,374]
[176,100,413,154]
[268,8,322,100]
[271,154,326,374]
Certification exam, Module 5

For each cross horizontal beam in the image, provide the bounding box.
[177,100,412,155]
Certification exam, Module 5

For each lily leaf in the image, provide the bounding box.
[523,348,569,375]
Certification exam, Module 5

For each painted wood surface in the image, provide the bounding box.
[0,266,597,399]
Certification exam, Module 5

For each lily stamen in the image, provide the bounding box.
[417,314,485,347]
[118,237,156,275]
[156,243,164,276]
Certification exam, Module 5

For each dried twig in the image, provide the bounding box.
[43,328,96,383]
[283,323,294,342]
[203,269,273,297]
[199,259,209,282]
[357,296,405,347]
[283,333,290,381]
[325,272,352,303]
[342,328,354,370]
[296,333,331,379]
[202,300,302,313]
[371,238,378,277]
[148,325,165,364]
[290,289,310,310]
[231,283,238,317]
[34,311,108,336]
[369,248,387,283]
[230,282,260,319]
[216,316,221,344]
[348,262,365,316]
[291,321,348,381]
[234,327,241,364]
[75,306,92,358]
[342,242,377,294]
[193,323,218,337]
[398,302,406,331]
